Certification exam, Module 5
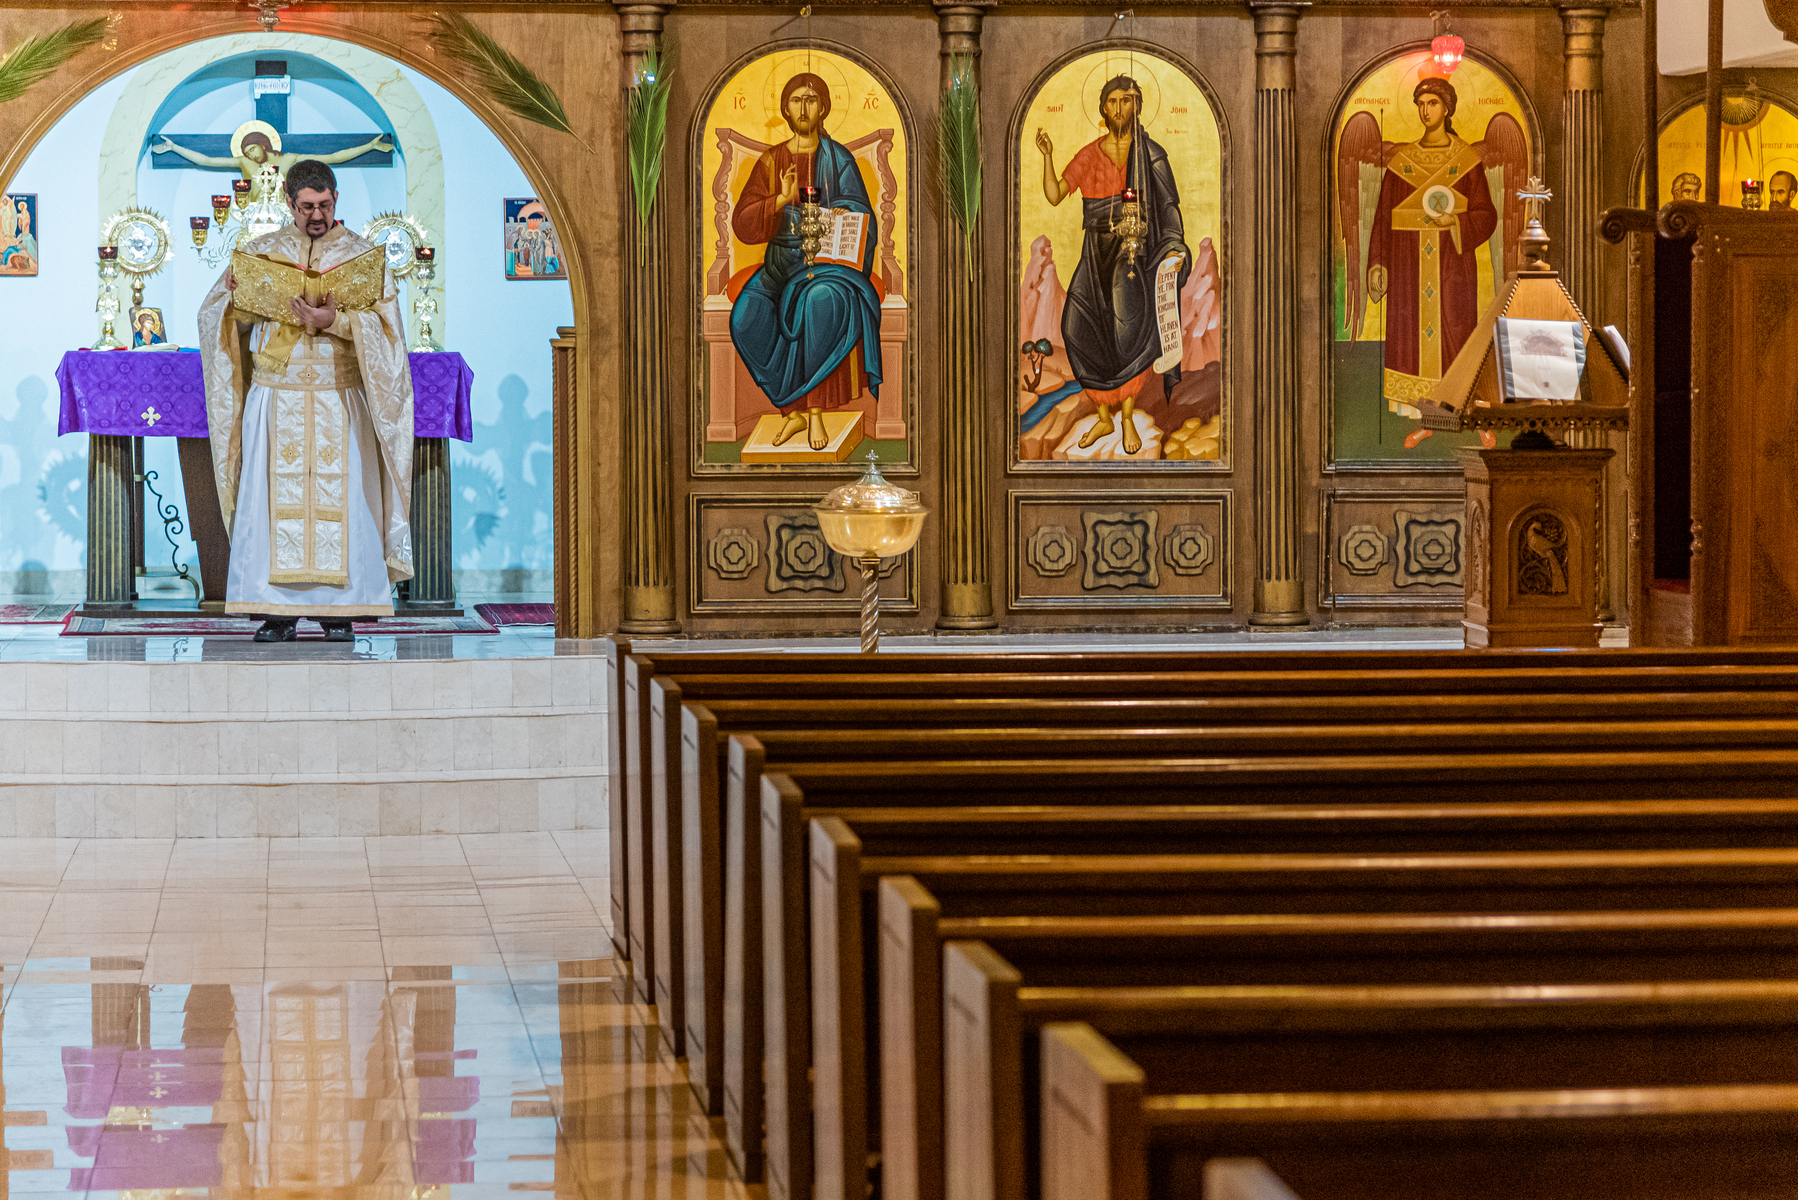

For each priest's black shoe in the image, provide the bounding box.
[253,618,299,643]
[321,620,355,643]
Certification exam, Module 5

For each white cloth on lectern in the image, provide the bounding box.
[224,381,393,612]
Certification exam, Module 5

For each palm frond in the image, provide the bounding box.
[0,18,108,106]
[422,12,593,153]
[935,52,982,278]
[627,48,672,229]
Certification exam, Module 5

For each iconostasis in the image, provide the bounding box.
[653,6,1640,634]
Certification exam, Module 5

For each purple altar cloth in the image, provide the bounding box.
[62,1045,226,1118]
[56,349,474,441]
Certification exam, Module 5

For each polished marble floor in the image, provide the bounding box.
[0,624,580,662]
[0,833,746,1197]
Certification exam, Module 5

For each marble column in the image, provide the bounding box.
[1250,3,1307,625]
[936,2,996,629]
[402,438,459,612]
[617,2,679,633]
[1560,5,1614,620]
[83,435,134,614]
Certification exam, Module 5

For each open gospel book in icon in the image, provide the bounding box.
[229,245,385,326]
[811,209,870,270]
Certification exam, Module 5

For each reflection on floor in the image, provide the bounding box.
[0,833,747,1197]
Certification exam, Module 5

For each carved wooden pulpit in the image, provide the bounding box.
[1417,181,1630,648]
[1602,200,1798,645]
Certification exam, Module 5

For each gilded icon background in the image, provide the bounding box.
[1329,51,1534,465]
[696,46,912,470]
[1014,47,1225,466]
[1646,90,1798,208]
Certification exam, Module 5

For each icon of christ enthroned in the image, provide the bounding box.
[699,49,911,469]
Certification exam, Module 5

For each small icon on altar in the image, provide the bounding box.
[129,306,167,348]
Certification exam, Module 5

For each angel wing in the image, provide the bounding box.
[1478,113,1529,277]
[1336,111,1385,341]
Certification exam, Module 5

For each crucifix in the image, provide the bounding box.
[149,59,395,204]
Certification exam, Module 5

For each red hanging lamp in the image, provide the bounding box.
[1430,10,1465,74]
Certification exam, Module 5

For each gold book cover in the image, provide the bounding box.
[230,246,385,325]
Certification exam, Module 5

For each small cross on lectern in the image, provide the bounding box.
[1517,176,1554,227]
[1516,176,1554,269]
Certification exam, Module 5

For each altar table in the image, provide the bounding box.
[56,349,473,615]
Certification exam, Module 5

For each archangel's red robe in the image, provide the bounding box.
[1367,136,1498,414]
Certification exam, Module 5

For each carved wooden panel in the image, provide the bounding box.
[1008,490,1230,610]
[688,494,918,615]
[1681,202,1798,644]
[1320,490,1466,610]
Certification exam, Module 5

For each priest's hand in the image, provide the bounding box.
[1367,265,1388,304]
[290,291,337,333]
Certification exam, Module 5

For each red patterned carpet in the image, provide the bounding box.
[473,602,555,626]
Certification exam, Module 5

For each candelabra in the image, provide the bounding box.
[798,185,825,266]
[409,245,439,351]
[92,247,124,350]
[1112,185,1147,269]
[189,178,281,269]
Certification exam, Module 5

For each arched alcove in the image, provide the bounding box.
[0,27,574,603]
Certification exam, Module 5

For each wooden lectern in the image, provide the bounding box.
[1417,180,1630,649]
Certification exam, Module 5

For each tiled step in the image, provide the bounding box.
[0,655,607,837]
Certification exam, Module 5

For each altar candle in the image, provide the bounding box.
[415,246,435,262]
[801,186,821,205]
[232,179,252,208]
[97,246,117,261]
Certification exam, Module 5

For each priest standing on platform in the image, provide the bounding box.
[197,159,414,643]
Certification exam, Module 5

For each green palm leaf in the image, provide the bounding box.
[627,49,672,230]
[0,18,108,106]
[935,52,982,278]
[422,12,593,153]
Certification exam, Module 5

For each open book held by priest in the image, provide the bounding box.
[230,246,385,325]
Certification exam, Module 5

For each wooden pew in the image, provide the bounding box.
[728,732,1798,1145]
[1043,1021,1798,1200]
[788,809,1798,1200]
[607,634,1798,966]
[624,648,1798,971]
[947,939,1798,1200]
[871,893,1798,1200]
[668,690,1798,1120]
[753,743,1798,1190]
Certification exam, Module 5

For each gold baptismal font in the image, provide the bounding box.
[815,457,927,653]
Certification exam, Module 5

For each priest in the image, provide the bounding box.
[197,159,414,642]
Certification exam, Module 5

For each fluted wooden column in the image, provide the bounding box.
[936,2,995,629]
[1561,5,1614,620]
[1250,3,1307,625]
[617,2,679,633]
[1561,6,1607,314]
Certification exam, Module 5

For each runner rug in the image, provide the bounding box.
[473,603,555,626]
[0,604,78,624]
[62,612,498,637]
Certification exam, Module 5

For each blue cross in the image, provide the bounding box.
[151,59,395,172]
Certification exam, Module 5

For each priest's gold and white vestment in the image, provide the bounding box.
[197,222,414,617]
